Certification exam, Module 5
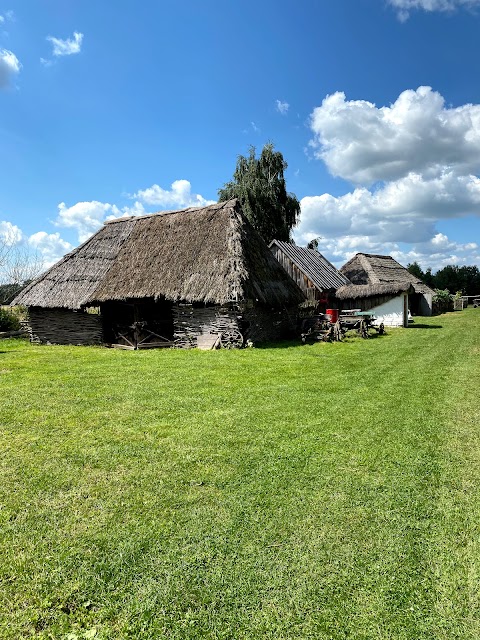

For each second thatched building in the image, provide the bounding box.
[336,252,434,326]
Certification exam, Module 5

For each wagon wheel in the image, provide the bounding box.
[220,328,244,349]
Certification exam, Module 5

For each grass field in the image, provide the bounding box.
[1,310,480,639]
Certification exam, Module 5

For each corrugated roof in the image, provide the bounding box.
[270,240,351,291]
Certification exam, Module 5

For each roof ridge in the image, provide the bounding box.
[103,199,234,225]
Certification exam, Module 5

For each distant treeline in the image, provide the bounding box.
[407,263,480,296]
[0,282,30,305]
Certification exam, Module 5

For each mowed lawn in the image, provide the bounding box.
[1,311,480,640]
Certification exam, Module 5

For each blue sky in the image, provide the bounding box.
[1,0,480,273]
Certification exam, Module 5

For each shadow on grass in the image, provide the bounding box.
[254,339,304,350]
[255,331,391,348]
[408,324,443,329]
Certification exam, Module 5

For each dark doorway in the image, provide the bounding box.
[101,299,174,349]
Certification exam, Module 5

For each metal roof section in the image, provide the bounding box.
[270,240,351,291]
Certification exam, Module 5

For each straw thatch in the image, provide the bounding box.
[13,220,136,309]
[336,282,414,301]
[340,253,434,295]
[14,200,304,310]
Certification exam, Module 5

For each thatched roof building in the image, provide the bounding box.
[339,253,434,317]
[336,282,415,301]
[269,240,350,310]
[15,200,304,348]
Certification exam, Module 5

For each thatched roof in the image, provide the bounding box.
[14,200,305,309]
[336,282,415,301]
[269,240,350,291]
[340,253,434,295]
[13,219,137,310]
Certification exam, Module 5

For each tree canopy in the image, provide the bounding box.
[218,143,300,244]
[407,261,480,296]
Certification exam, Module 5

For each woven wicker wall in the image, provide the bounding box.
[28,307,103,345]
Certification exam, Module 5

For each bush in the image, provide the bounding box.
[0,307,21,331]
[433,289,454,314]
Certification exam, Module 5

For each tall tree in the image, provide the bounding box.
[218,143,300,244]
[434,264,480,296]
[0,237,42,303]
[407,261,425,280]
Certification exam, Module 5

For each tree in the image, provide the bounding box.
[218,143,300,244]
[433,264,480,296]
[0,238,42,304]
[307,238,320,251]
[407,261,425,280]
[423,267,435,289]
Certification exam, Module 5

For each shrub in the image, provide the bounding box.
[0,307,21,331]
[433,289,454,314]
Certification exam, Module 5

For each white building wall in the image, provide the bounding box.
[369,294,407,327]
[419,292,433,316]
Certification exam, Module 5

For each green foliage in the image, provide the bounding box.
[423,267,435,288]
[306,237,320,251]
[0,282,29,305]
[407,261,425,280]
[0,307,21,331]
[218,143,300,243]
[1,311,480,638]
[432,288,453,314]
[434,264,480,296]
[408,263,480,295]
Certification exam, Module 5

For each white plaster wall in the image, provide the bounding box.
[369,295,406,327]
[419,293,432,316]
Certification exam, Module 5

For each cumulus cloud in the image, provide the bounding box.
[55,201,121,243]
[297,171,480,244]
[0,221,23,245]
[301,86,480,270]
[276,100,289,115]
[0,49,21,89]
[309,86,480,184]
[133,180,215,209]
[294,226,479,272]
[387,0,480,20]
[46,31,83,57]
[28,232,73,267]
[53,180,213,243]
[0,221,73,276]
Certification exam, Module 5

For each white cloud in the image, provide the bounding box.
[300,86,480,270]
[55,201,121,243]
[0,49,21,89]
[276,100,289,115]
[297,171,480,245]
[387,0,480,20]
[0,10,14,24]
[53,181,213,243]
[28,232,73,267]
[46,31,83,57]
[0,221,23,245]
[0,222,73,276]
[133,180,215,209]
[309,86,480,184]
[294,228,479,273]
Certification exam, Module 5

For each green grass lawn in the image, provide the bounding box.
[1,310,480,639]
